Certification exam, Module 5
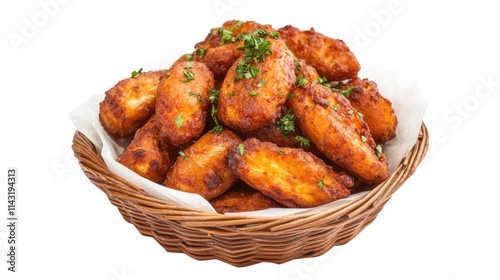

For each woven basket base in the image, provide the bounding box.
[72,123,428,267]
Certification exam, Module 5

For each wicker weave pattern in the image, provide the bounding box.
[72,123,428,267]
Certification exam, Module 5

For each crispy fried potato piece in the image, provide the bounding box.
[99,70,166,139]
[227,138,354,208]
[287,83,389,183]
[117,115,173,184]
[163,129,242,200]
[209,182,283,214]
[193,20,276,79]
[216,38,296,132]
[341,78,397,143]
[278,25,360,81]
[156,61,214,147]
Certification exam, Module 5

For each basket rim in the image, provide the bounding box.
[72,122,428,231]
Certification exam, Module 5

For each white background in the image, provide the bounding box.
[1,0,499,279]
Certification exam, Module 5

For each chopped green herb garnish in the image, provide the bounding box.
[293,58,302,70]
[195,48,206,58]
[233,29,275,81]
[208,89,223,134]
[287,92,296,100]
[189,91,204,104]
[178,150,189,160]
[361,135,367,142]
[317,175,326,189]
[330,103,340,112]
[296,74,309,86]
[357,112,364,120]
[277,150,287,155]
[347,110,354,116]
[182,70,195,82]
[131,67,143,78]
[238,143,245,155]
[248,90,258,96]
[294,136,311,148]
[269,31,280,39]
[257,78,268,88]
[185,53,194,61]
[314,77,331,88]
[174,115,183,128]
[375,144,383,157]
[276,110,295,137]
[235,60,260,81]
[333,85,355,98]
[218,20,243,45]
[210,125,223,134]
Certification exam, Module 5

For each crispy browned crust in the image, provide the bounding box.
[163,129,242,200]
[99,70,166,139]
[216,38,296,132]
[244,122,303,148]
[278,25,360,81]
[227,138,353,208]
[287,83,389,183]
[117,115,173,184]
[156,61,215,147]
[193,20,277,79]
[209,182,283,214]
[342,78,397,143]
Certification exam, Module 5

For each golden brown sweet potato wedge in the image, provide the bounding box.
[117,115,173,184]
[99,69,166,139]
[278,25,360,81]
[209,182,283,214]
[287,83,389,183]
[216,37,296,132]
[227,138,354,208]
[156,61,215,147]
[341,77,397,143]
[163,129,242,200]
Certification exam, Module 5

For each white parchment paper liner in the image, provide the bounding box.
[70,65,427,218]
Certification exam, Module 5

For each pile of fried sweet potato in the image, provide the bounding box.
[98,20,397,213]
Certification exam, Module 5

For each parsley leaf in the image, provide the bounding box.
[195,48,206,58]
[276,110,296,137]
[178,150,189,160]
[296,74,309,86]
[189,91,204,104]
[375,145,383,157]
[174,115,183,128]
[131,67,143,78]
[182,70,195,82]
[294,136,311,148]
[333,85,355,98]
[317,175,326,189]
[238,143,244,155]
[208,89,223,134]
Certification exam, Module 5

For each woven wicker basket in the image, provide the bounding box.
[72,123,428,267]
